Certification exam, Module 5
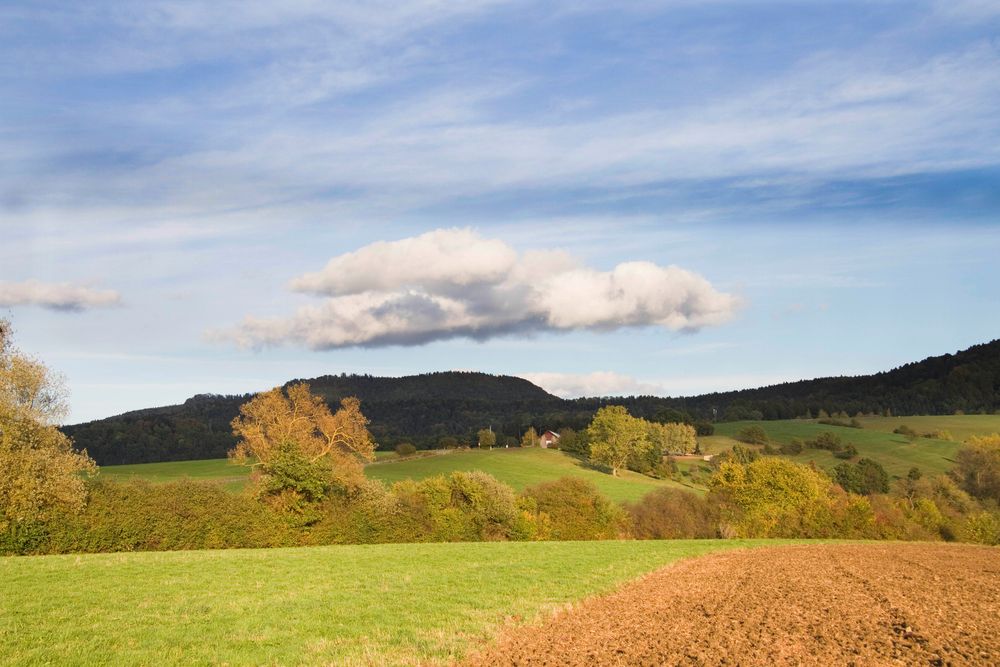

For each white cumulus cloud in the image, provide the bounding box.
[0,280,122,311]
[522,371,664,398]
[215,228,738,349]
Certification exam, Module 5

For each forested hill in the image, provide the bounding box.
[64,372,571,465]
[64,341,1000,465]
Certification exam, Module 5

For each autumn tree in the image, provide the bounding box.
[521,426,538,448]
[587,405,650,476]
[230,383,375,511]
[477,428,496,449]
[651,421,697,455]
[0,319,95,535]
[952,434,1000,503]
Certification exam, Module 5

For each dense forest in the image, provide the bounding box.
[64,340,1000,465]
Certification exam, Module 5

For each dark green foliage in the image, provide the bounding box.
[522,478,625,540]
[395,443,417,456]
[833,444,859,459]
[894,425,919,440]
[652,408,692,424]
[817,417,863,429]
[807,431,843,451]
[557,427,588,455]
[626,488,719,539]
[907,466,923,481]
[737,425,768,445]
[694,421,715,436]
[834,458,890,495]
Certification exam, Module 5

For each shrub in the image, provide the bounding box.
[694,421,715,436]
[438,436,459,449]
[959,511,1000,546]
[40,480,294,554]
[780,439,804,455]
[833,444,859,459]
[951,434,1000,503]
[395,442,417,457]
[409,472,534,542]
[893,425,919,440]
[626,488,719,539]
[807,432,843,451]
[709,457,874,539]
[522,477,625,540]
[834,458,889,495]
[736,426,768,445]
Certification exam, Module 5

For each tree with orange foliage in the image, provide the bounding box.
[230,383,375,512]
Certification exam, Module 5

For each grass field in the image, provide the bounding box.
[98,415,1000,495]
[706,414,1000,478]
[0,539,775,666]
[367,448,700,502]
[100,448,700,503]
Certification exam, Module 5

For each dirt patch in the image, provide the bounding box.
[463,543,1000,666]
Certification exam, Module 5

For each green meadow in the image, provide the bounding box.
[0,539,774,666]
[101,447,701,503]
[97,415,1000,497]
[705,414,1000,478]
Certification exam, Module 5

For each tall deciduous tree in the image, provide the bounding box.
[0,319,95,533]
[587,405,650,476]
[477,428,496,449]
[521,426,538,448]
[230,383,375,509]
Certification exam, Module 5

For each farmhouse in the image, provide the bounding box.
[539,430,560,448]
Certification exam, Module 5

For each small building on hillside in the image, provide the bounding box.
[539,430,560,449]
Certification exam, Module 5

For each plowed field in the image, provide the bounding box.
[465,543,1000,666]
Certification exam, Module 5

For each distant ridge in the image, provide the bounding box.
[64,341,1000,465]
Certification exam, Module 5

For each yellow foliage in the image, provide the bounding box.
[0,319,95,531]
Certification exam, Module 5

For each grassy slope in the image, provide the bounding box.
[100,448,700,503]
[367,448,700,502]
[705,414,1000,478]
[0,540,773,666]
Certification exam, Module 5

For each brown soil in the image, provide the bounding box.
[463,543,1000,666]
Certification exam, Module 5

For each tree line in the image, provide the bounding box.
[63,339,1000,465]
[4,324,999,554]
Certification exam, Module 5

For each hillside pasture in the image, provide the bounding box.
[708,418,975,478]
[99,448,700,503]
[0,540,768,666]
[367,447,700,502]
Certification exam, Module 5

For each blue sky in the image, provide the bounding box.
[2,1,999,423]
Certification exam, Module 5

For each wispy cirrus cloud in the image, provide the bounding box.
[212,228,738,349]
[0,280,121,311]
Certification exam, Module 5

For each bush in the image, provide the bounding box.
[627,488,719,539]
[736,426,768,445]
[807,432,843,451]
[833,444,858,459]
[834,458,889,495]
[522,477,625,540]
[959,511,1000,545]
[694,421,715,436]
[39,480,294,554]
[780,439,804,455]
[893,425,919,440]
[709,458,875,539]
[395,442,417,457]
